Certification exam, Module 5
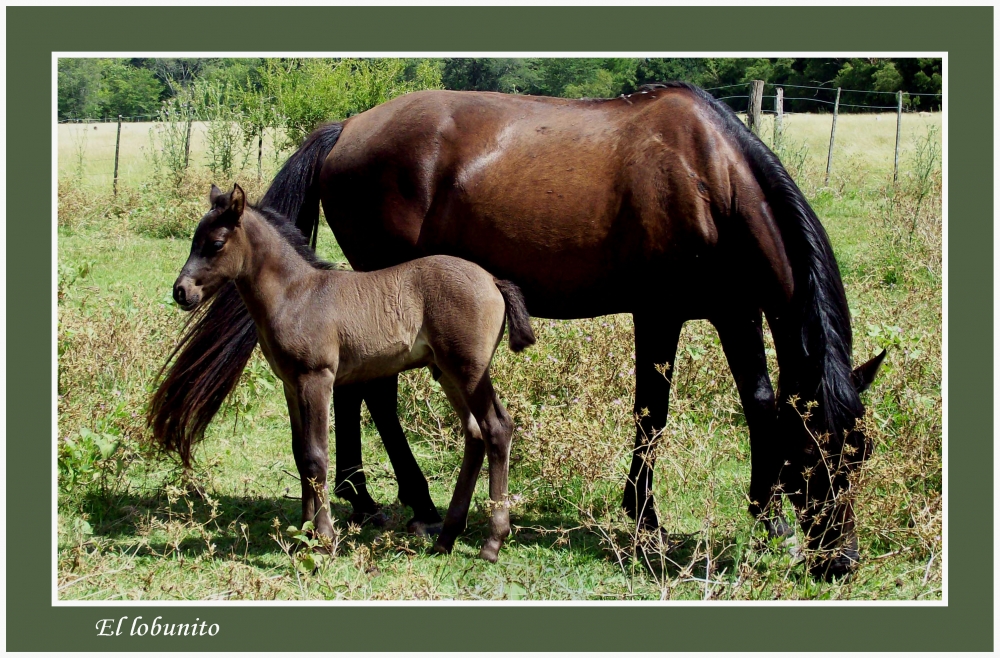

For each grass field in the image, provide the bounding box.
[56,110,943,601]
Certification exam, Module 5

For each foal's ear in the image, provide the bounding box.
[851,349,887,394]
[229,183,246,218]
[209,184,224,206]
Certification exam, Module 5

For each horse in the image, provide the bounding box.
[150,82,885,579]
[164,182,535,561]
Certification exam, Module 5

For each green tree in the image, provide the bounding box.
[442,58,541,93]
[98,61,165,119]
[58,58,106,120]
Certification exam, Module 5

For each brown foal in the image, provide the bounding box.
[171,183,535,562]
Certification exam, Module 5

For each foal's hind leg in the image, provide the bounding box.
[714,313,793,540]
[623,313,682,532]
[473,382,514,562]
[429,374,486,556]
[430,370,514,561]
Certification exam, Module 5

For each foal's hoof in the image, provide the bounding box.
[348,510,388,528]
[429,541,453,556]
[406,518,443,537]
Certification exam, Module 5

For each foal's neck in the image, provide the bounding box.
[233,211,319,321]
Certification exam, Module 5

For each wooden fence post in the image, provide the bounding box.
[775,87,784,149]
[893,90,903,184]
[258,128,264,181]
[747,80,764,135]
[184,103,193,170]
[113,114,122,197]
[825,87,841,185]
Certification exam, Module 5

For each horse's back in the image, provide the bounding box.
[321,88,788,318]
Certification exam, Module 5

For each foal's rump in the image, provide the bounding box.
[407,255,535,364]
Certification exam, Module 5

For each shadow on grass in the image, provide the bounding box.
[75,488,741,581]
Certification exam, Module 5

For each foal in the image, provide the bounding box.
[171,184,535,562]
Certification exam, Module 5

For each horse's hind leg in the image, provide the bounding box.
[362,376,442,532]
[331,383,381,524]
[623,312,682,532]
[713,313,793,540]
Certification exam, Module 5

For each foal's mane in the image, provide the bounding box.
[250,204,336,271]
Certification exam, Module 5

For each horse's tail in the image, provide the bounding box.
[260,122,344,248]
[494,279,536,353]
[148,122,344,467]
[147,285,257,468]
[662,82,863,440]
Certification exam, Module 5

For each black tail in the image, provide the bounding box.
[494,279,536,353]
[148,123,343,466]
[260,122,343,249]
[657,82,863,442]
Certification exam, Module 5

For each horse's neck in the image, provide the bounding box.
[234,213,317,327]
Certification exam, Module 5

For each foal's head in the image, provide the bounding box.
[173,184,250,310]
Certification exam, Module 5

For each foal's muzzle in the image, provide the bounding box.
[173,279,201,311]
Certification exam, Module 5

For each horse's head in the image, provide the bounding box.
[781,348,887,579]
[173,184,247,311]
[842,348,888,459]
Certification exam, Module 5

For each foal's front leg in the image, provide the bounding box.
[285,371,336,542]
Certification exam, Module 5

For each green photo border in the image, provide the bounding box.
[9,5,991,652]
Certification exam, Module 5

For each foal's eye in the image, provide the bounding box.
[212,240,225,251]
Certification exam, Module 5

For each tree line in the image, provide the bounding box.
[59,57,943,130]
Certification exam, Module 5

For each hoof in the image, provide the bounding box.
[348,510,388,528]
[636,526,685,555]
[406,518,443,537]
[811,550,859,581]
[480,539,502,563]
[429,541,453,556]
[763,516,795,540]
[761,516,802,562]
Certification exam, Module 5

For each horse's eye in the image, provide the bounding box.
[212,240,225,251]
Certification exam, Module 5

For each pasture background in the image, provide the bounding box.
[56,110,943,601]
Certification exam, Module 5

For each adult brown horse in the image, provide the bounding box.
[150,82,885,579]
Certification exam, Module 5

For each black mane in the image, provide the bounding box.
[654,81,863,440]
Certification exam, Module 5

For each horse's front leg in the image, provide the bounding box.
[362,376,441,532]
[714,312,793,541]
[622,312,682,533]
[332,382,381,524]
[286,371,336,542]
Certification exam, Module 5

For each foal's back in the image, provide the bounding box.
[318,255,507,387]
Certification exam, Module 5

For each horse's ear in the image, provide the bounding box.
[230,183,246,219]
[209,184,223,206]
[852,349,887,394]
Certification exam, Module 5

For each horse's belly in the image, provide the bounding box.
[334,335,432,386]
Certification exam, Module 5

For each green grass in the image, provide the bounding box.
[56,113,942,601]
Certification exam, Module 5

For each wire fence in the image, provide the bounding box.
[59,113,160,123]
[59,80,942,193]
[703,80,941,184]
